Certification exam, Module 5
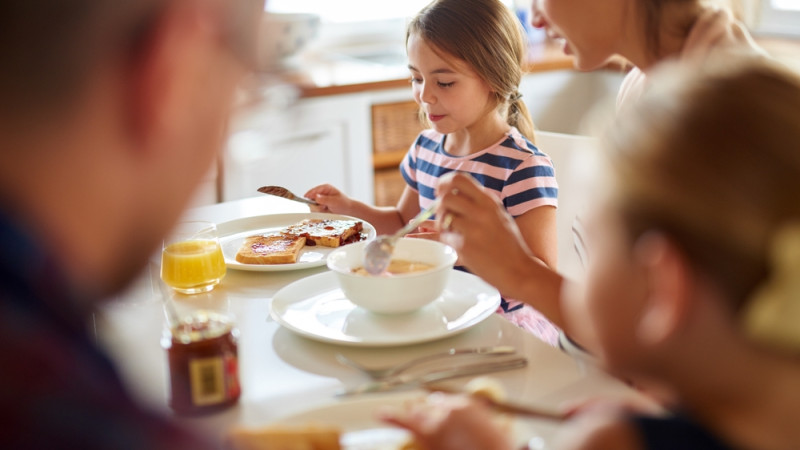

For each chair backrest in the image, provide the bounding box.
[535,130,600,282]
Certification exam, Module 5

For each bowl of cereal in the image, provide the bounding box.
[326,238,457,314]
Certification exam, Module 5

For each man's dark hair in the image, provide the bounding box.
[0,1,161,121]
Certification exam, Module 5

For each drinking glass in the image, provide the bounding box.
[161,221,226,294]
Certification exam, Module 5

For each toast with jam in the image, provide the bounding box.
[282,219,363,248]
[235,218,365,265]
[235,234,307,264]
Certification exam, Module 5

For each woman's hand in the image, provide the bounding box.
[304,184,353,214]
[380,393,513,450]
[434,173,535,287]
[683,7,765,60]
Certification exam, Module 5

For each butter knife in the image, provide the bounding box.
[257,185,319,206]
[337,357,528,397]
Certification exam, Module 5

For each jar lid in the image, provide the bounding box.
[171,310,232,343]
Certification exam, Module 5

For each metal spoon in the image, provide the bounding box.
[363,197,441,275]
[257,185,319,206]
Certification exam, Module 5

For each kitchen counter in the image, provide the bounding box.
[272,40,577,98]
[257,36,800,100]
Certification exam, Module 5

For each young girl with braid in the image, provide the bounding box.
[306,0,559,341]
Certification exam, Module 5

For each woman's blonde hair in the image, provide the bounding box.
[406,0,536,142]
[604,56,800,311]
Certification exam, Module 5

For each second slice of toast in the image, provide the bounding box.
[283,219,363,248]
[235,234,307,264]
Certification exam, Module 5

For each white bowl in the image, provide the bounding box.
[258,12,320,70]
[326,238,457,314]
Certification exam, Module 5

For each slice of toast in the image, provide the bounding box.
[226,425,341,450]
[283,219,363,248]
[235,234,307,264]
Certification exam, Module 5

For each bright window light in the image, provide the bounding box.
[266,0,515,22]
[266,1,434,22]
[772,0,800,10]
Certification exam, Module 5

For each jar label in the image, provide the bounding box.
[189,357,226,406]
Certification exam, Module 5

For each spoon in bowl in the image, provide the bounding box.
[363,197,442,275]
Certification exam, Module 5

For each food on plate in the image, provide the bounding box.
[465,376,507,402]
[283,219,364,248]
[226,424,341,450]
[235,234,307,264]
[235,218,366,265]
[351,260,434,276]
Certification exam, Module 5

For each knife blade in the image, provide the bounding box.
[336,357,528,397]
[257,185,319,206]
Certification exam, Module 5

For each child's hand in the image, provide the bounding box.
[407,220,469,265]
[379,393,513,450]
[406,219,439,240]
[304,184,351,214]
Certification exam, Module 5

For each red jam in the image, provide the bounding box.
[162,311,240,415]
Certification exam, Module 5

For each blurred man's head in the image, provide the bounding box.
[0,0,262,297]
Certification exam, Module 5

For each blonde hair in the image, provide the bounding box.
[604,56,800,310]
[406,0,536,142]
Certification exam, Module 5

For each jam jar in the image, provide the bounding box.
[162,310,240,415]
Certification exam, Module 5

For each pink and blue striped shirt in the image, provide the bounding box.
[400,127,558,217]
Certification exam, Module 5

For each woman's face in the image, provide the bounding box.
[531,0,629,70]
[562,196,649,374]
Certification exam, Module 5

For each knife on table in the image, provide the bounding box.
[337,357,528,396]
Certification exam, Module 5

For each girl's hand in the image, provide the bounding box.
[304,184,352,214]
[406,219,439,240]
[434,173,534,289]
[379,393,513,450]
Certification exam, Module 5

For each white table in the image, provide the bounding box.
[97,196,641,445]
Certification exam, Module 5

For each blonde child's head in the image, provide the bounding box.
[575,57,800,375]
[406,0,535,141]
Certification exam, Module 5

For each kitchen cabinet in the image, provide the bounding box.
[371,100,424,206]
[223,91,374,204]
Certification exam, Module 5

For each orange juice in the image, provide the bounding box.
[161,239,226,294]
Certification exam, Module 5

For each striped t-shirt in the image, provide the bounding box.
[400,127,558,217]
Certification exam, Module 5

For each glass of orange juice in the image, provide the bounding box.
[161,221,226,295]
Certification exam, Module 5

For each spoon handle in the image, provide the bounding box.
[395,197,442,237]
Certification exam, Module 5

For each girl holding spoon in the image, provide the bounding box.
[305,0,560,340]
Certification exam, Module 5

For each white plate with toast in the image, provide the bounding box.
[270,271,501,347]
[248,391,557,449]
[218,213,376,272]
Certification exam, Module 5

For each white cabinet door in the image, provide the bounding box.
[223,123,347,202]
[224,91,374,204]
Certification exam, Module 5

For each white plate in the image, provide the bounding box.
[218,213,376,272]
[270,271,501,347]
[271,392,556,449]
